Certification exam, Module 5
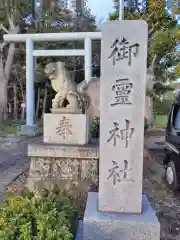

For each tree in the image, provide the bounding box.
[0,0,31,121]
[1,0,97,121]
[109,0,179,99]
[176,62,180,79]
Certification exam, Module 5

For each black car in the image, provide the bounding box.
[164,91,180,191]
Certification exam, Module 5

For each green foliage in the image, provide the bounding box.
[0,123,18,135]
[171,0,180,16]
[151,30,176,57]
[153,82,175,97]
[154,114,168,127]
[25,1,97,83]
[109,1,178,66]
[0,0,30,26]
[0,188,77,240]
[154,98,173,115]
[90,117,100,138]
[176,62,180,79]
[109,0,179,98]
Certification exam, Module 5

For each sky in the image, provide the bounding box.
[88,0,112,24]
[88,0,180,24]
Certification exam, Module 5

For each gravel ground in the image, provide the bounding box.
[143,178,180,240]
[146,128,166,137]
[144,150,180,240]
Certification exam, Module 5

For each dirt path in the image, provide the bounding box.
[0,136,42,202]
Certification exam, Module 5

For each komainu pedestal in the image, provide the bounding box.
[43,113,90,145]
[27,143,99,196]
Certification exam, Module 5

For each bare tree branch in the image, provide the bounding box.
[8,17,15,29]
[0,42,8,50]
[149,54,158,74]
[148,22,166,43]
[0,25,9,33]
[148,22,159,39]
[4,43,16,80]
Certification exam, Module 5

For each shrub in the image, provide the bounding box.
[153,98,172,115]
[0,188,77,240]
[90,117,99,138]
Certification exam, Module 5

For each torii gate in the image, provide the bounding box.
[3,1,125,134]
[3,32,101,133]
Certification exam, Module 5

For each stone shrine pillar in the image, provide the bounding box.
[76,20,160,240]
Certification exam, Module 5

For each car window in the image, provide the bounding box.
[174,106,180,130]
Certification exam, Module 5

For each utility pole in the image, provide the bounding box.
[31,0,36,29]
[113,0,124,20]
[119,0,124,20]
[73,0,84,81]
[75,0,84,31]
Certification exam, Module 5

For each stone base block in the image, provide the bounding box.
[76,192,160,240]
[43,113,89,145]
[27,142,99,196]
[50,108,82,114]
[17,124,41,136]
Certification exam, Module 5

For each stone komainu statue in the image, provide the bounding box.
[44,61,90,113]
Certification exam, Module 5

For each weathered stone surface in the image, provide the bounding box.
[81,160,98,183]
[28,143,98,159]
[50,108,82,114]
[45,61,82,111]
[99,20,148,214]
[27,143,98,195]
[83,78,100,119]
[28,157,80,180]
[77,74,154,122]
[44,113,89,145]
[81,192,160,240]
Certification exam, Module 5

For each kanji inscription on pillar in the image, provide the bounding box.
[111,78,133,106]
[99,20,148,214]
[108,37,140,66]
[107,160,133,185]
[106,119,135,148]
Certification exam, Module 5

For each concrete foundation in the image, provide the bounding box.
[76,192,160,240]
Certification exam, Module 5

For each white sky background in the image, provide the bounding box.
[88,0,113,25]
